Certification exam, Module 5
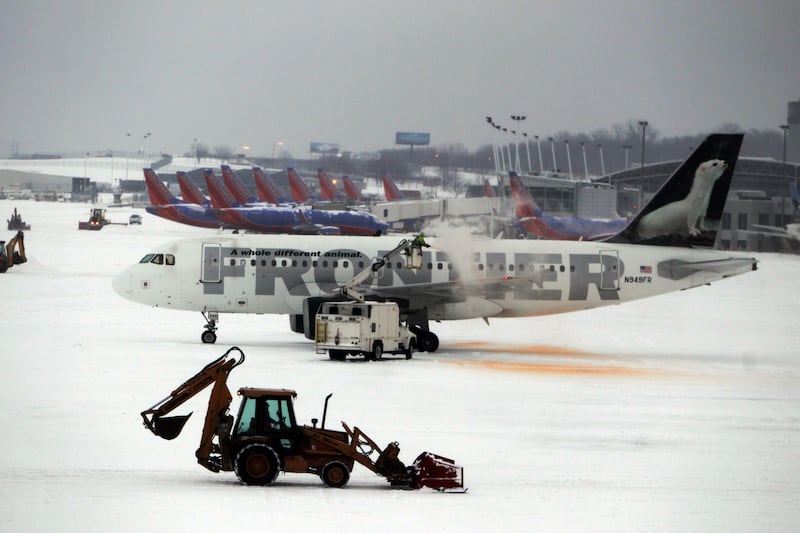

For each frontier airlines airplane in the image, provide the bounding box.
[114,134,756,349]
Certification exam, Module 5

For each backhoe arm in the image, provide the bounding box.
[140,347,245,443]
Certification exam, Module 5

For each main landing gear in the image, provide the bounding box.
[410,325,439,353]
[201,311,218,344]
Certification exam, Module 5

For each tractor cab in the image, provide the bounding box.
[234,388,299,439]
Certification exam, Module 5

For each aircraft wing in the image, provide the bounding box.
[362,274,543,304]
[657,257,757,280]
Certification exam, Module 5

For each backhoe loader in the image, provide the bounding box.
[141,347,464,490]
[0,230,26,273]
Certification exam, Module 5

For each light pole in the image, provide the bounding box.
[780,124,789,163]
[638,120,648,168]
[548,137,556,172]
[273,140,283,160]
[597,143,606,176]
[563,139,573,180]
[486,116,500,175]
[622,144,633,170]
[84,152,89,177]
[125,132,131,180]
[502,128,513,174]
[193,138,198,163]
[143,132,152,166]
[534,135,543,174]
[511,115,526,173]
[522,133,532,173]
[581,142,589,181]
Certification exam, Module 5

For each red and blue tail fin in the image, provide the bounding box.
[143,168,181,206]
[203,168,239,208]
[287,168,318,203]
[221,165,260,204]
[382,172,405,201]
[342,175,363,201]
[176,171,209,206]
[252,167,289,205]
[317,168,344,201]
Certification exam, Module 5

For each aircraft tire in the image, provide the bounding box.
[417,332,439,352]
[201,330,217,344]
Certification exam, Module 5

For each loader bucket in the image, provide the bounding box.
[411,452,465,492]
[151,414,192,440]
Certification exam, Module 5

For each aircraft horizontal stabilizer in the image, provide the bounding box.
[657,257,757,280]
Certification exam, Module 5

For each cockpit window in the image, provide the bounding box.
[139,253,175,266]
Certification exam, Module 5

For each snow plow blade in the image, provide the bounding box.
[411,452,466,492]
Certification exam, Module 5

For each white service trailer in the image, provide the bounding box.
[314,301,416,361]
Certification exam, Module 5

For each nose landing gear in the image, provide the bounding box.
[201,311,219,344]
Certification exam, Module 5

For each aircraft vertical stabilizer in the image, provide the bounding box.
[221,165,260,204]
[382,173,405,202]
[287,168,318,203]
[252,167,290,205]
[176,171,210,206]
[342,176,364,202]
[607,133,744,247]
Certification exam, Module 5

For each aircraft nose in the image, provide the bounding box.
[112,268,132,298]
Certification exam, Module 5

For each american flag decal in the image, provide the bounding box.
[640,265,652,274]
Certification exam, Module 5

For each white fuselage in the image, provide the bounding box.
[112,234,756,321]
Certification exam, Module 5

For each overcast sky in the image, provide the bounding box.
[1,0,798,158]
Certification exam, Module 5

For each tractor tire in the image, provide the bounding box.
[320,461,350,488]
[372,341,383,361]
[234,444,280,485]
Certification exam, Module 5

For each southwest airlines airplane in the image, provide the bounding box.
[115,134,756,350]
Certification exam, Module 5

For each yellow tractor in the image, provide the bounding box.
[141,347,465,490]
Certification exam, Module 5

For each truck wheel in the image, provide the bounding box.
[329,350,347,361]
[234,444,280,485]
[320,461,350,488]
[372,341,383,361]
[201,330,217,344]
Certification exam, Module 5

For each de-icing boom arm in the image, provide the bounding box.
[338,238,413,302]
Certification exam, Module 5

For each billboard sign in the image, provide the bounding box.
[395,132,430,146]
[310,142,340,154]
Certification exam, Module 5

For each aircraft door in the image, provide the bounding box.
[201,243,222,283]
[599,250,620,291]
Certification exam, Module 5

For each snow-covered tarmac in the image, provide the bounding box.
[2,198,798,532]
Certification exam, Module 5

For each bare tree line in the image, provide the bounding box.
[185,120,787,188]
